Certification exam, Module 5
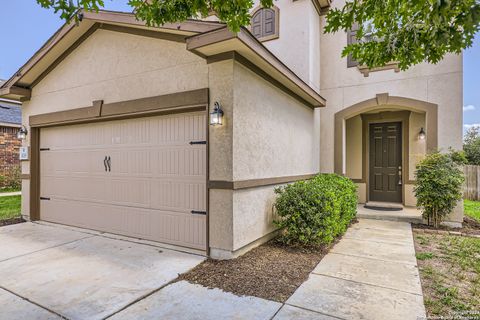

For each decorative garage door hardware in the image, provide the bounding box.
[191,210,207,215]
[40,197,50,201]
[189,140,207,145]
[103,156,111,172]
[40,148,50,151]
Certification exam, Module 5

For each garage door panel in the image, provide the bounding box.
[40,111,207,250]
[41,176,110,203]
[41,199,206,250]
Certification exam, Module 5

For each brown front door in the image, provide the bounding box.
[369,122,402,203]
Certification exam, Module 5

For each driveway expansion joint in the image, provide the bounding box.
[0,234,95,263]
[281,303,347,320]
[0,285,69,320]
[309,272,423,296]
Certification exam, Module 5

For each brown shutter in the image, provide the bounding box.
[251,11,263,38]
[263,9,275,37]
[347,23,359,67]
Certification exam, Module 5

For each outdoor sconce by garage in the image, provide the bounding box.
[17,125,28,140]
[210,102,224,126]
[418,127,426,140]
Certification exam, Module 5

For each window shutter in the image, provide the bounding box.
[250,7,278,40]
[263,9,275,37]
[347,23,359,67]
[251,11,263,38]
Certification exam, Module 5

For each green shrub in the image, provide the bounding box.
[0,166,21,191]
[273,173,357,246]
[414,151,465,228]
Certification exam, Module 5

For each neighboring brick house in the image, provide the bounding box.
[0,80,22,187]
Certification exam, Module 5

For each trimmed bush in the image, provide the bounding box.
[274,173,357,246]
[0,166,21,191]
[414,151,465,228]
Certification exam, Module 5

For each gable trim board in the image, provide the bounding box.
[186,26,326,108]
[206,51,315,108]
[29,89,209,127]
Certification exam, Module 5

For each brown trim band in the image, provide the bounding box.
[30,127,40,221]
[207,51,314,109]
[209,173,318,190]
[29,88,209,127]
[21,174,31,180]
[186,27,326,108]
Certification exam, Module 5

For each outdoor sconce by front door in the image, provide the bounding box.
[418,127,426,140]
[210,102,224,126]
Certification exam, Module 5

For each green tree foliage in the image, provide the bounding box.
[273,174,357,246]
[325,0,480,70]
[414,151,465,228]
[35,0,480,70]
[463,125,480,165]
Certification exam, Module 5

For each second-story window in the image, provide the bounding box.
[251,6,279,41]
[347,23,359,67]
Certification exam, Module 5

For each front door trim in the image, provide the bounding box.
[368,121,403,203]
[361,111,410,204]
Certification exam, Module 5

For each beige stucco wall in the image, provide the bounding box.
[251,0,321,92]
[345,115,362,180]
[229,62,317,252]
[210,61,318,257]
[319,0,463,223]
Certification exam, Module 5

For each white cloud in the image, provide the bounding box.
[463,104,476,112]
[464,123,480,130]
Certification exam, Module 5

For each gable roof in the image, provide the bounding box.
[0,10,325,107]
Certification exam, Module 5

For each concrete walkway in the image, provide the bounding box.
[0,219,426,319]
[0,191,21,197]
[280,219,426,320]
[109,219,426,320]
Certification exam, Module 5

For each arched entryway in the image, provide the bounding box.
[334,93,438,206]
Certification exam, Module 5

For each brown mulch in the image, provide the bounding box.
[0,217,25,227]
[178,239,332,302]
[412,216,480,236]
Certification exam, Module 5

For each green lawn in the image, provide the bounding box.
[464,199,480,222]
[0,195,21,220]
[414,232,480,317]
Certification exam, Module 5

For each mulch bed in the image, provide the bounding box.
[178,239,332,302]
[412,217,480,236]
[0,217,25,227]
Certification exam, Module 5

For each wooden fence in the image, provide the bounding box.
[464,165,480,201]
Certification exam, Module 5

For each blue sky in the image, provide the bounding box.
[0,1,478,130]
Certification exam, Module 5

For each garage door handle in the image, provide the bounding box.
[107,156,111,172]
[191,210,207,215]
[103,156,108,172]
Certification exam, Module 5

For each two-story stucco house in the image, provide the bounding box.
[0,0,463,259]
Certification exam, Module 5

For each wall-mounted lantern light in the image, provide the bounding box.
[418,127,426,140]
[17,126,28,140]
[210,102,224,126]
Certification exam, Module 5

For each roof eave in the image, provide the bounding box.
[187,27,326,108]
[0,86,31,102]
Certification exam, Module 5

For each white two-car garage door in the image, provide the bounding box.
[39,111,207,250]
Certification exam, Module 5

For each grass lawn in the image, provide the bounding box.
[0,187,20,194]
[414,231,480,318]
[464,199,480,222]
[0,195,21,220]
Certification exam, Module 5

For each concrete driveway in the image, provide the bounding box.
[0,222,204,320]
